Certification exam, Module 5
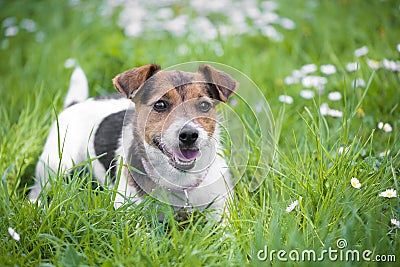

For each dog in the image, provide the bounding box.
[30,63,238,221]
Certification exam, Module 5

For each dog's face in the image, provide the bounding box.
[113,64,238,190]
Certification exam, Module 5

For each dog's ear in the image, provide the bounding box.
[198,64,238,102]
[113,64,161,98]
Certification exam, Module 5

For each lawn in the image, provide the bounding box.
[1,0,399,266]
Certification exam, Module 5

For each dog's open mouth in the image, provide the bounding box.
[153,138,199,171]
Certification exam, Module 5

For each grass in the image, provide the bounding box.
[1,0,399,266]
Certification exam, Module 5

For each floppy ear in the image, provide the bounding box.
[113,64,161,98]
[198,64,238,102]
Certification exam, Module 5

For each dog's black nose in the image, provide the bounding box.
[179,126,199,146]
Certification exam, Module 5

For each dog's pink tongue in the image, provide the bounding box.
[178,149,199,162]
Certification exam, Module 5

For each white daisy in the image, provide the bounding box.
[2,17,16,28]
[383,123,393,133]
[20,19,37,32]
[319,103,343,118]
[300,90,314,99]
[292,69,304,79]
[301,64,318,75]
[346,62,360,72]
[5,26,19,37]
[8,227,20,241]
[279,18,296,30]
[354,46,369,57]
[378,122,392,133]
[320,64,337,75]
[284,76,299,85]
[379,189,397,198]
[328,91,342,101]
[302,76,327,88]
[391,218,400,227]
[319,103,330,116]
[260,25,283,42]
[278,95,293,104]
[286,200,298,213]
[382,59,400,72]
[367,59,381,70]
[350,177,361,189]
[352,78,366,88]
[378,150,391,157]
[261,1,278,11]
[328,109,343,118]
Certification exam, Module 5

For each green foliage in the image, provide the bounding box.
[0,0,399,266]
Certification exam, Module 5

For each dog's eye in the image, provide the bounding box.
[198,101,212,113]
[153,100,169,112]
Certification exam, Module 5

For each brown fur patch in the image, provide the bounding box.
[133,72,218,148]
[113,64,160,98]
[194,116,216,138]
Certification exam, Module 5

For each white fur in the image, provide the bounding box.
[151,152,232,209]
[143,119,214,189]
[64,66,89,108]
[30,98,131,201]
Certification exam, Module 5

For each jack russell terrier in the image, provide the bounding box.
[30,64,238,220]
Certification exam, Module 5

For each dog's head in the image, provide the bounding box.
[113,64,238,189]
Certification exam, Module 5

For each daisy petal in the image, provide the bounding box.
[351,177,361,189]
[391,218,400,227]
[286,200,299,213]
[8,227,20,241]
[379,189,397,198]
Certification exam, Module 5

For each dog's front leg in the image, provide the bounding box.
[113,166,143,209]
